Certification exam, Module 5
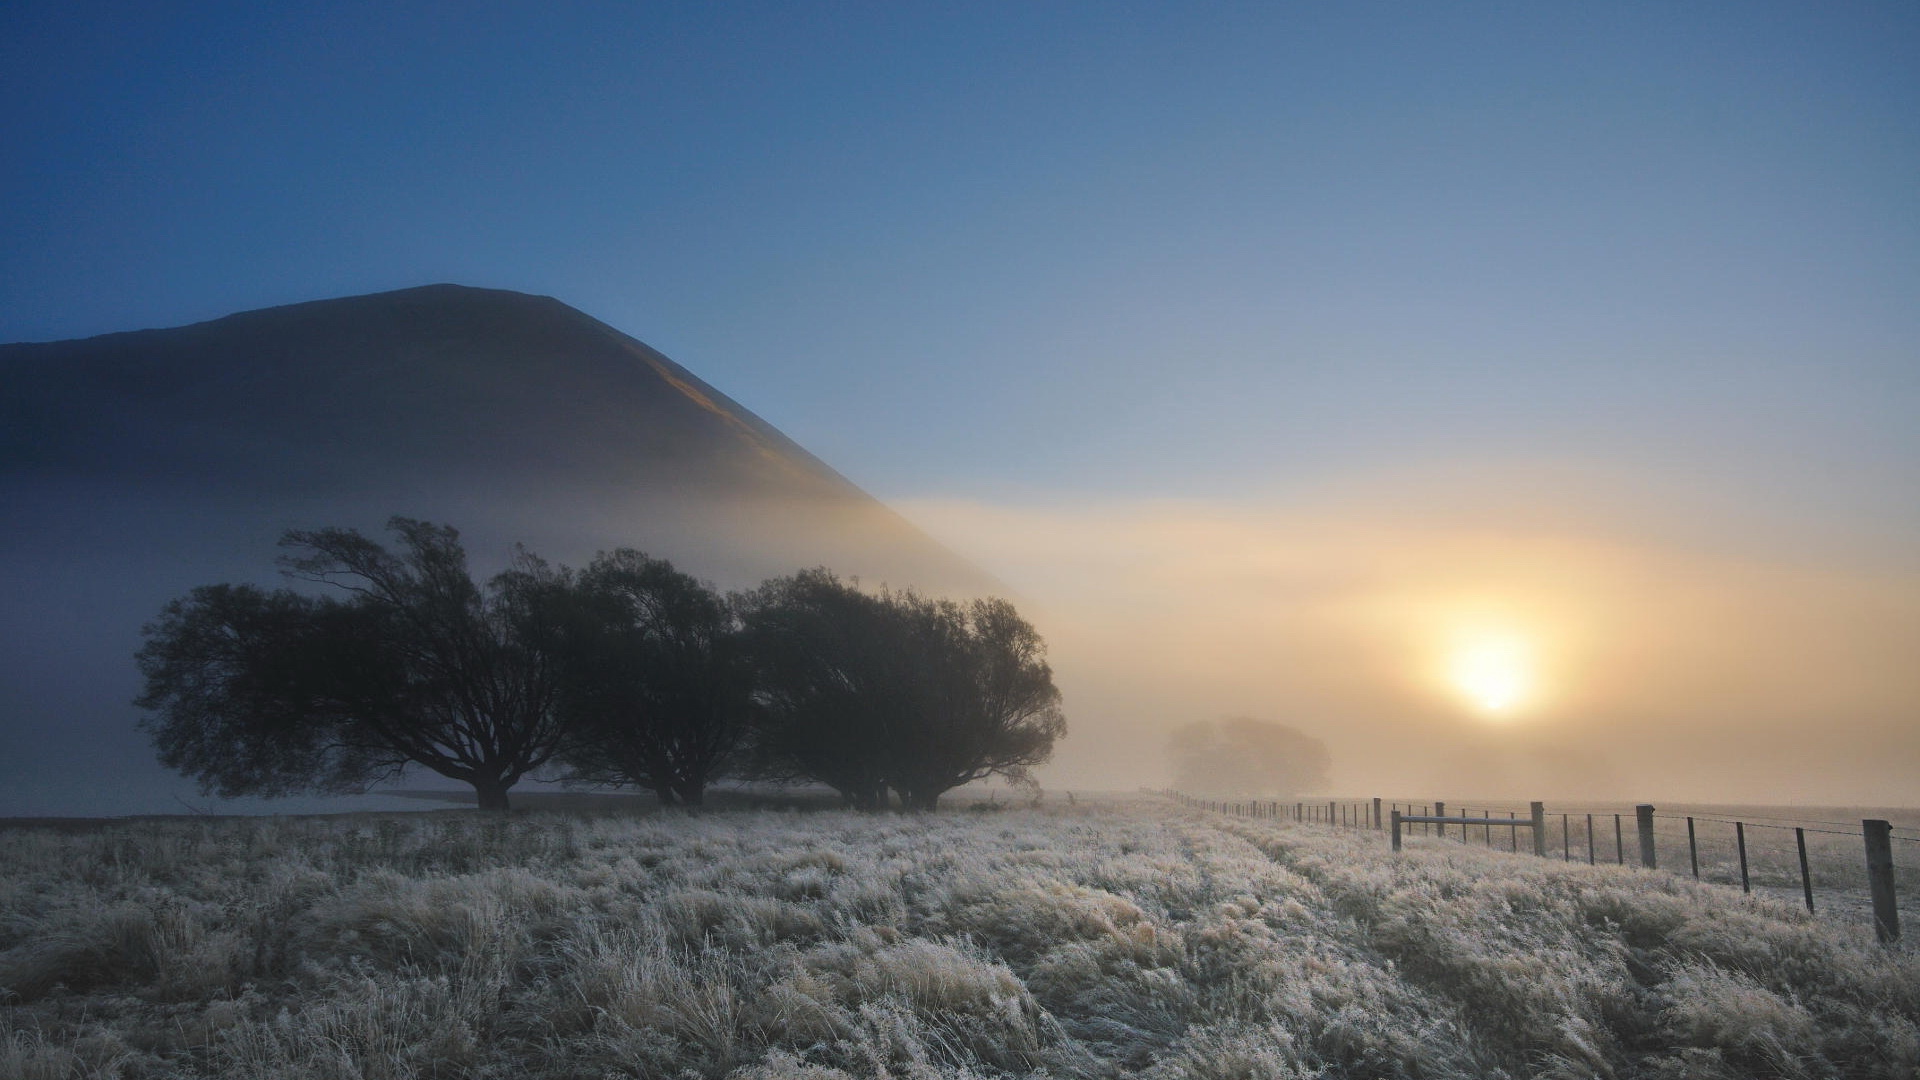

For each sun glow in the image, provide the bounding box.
[1446,633,1536,717]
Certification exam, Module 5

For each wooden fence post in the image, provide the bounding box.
[1687,817,1699,878]
[1795,827,1814,913]
[1531,801,1547,857]
[1736,821,1751,893]
[1391,809,1403,852]
[1636,805,1657,869]
[1373,797,1383,831]
[1864,819,1900,943]
[1434,800,1446,841]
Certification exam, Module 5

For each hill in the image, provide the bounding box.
[0,285,996,815]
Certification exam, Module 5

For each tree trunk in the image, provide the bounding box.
[472,777,512,812]
[655,786,679,807]
[677,780,705,807]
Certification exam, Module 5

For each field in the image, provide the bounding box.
[3,797,1917,1079]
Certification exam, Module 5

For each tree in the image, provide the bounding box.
[556,549,753,806]
[1168,717,1330,796]
[136,517,579,811]
[739,570,1066,811]
[884,594,1065,811]
[736,569,899,808]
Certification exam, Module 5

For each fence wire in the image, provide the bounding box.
[1168,791,1913,943]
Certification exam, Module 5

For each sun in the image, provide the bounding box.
[1445,633,1536,718]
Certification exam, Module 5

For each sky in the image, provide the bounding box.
[3,2,1917,807]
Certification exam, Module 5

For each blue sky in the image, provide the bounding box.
[5,2,1914,506]
[4,2,1918,801]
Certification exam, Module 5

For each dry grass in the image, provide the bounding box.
[0,797,1914,1078]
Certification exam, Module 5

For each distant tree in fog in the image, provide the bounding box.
[1169,717,1330,796]
[556,550,753,806]
[739,570,1065,810]
[136,518,579,812]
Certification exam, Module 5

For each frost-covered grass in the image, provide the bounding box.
[1,797,1915,1078]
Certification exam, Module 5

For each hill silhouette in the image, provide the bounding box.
[0,285,996,815]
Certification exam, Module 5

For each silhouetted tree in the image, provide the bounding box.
[136,518,578,811]
[740,570,1065,811]
[1168,717,1330,796]
[737,569,899,808]
[556,550,753,806]
[885,593,1065,811]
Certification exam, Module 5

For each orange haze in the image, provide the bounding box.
[900,467,1920,806]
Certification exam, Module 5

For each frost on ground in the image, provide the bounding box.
[1,798,1915,1079]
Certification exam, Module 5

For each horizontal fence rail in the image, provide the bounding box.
[1163,791,1905,944]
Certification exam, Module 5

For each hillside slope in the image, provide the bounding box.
[0,283,989,592]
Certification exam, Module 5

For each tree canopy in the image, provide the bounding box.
[137,517,578,811]
[1168,717,1331,797]
[556,549,753,806]
[740,570,1065,810]
[138,520,1067,813]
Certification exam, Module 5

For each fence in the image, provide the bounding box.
[1166,791,1909,944]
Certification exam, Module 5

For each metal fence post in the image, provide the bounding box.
[1636,805,1657,869]
[1687,817,1699,878]
[1865,819,1900,943]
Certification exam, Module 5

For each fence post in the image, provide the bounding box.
[1865,819,1900,943]
[1391,809,1403,852]
[1687,817,1699,878]
[1586,815,1595,865]
[1373,797,1383,831]
[1435,800,1446,841]
[1614,815,1625,864]
[1795,827,1814,914]
[1530,801,1546,857]
[1736,822,1751,893]
[1636,805,1657,869]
